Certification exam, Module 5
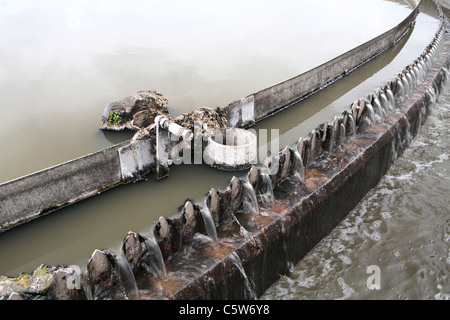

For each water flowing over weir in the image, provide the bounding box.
[0,0,449,300]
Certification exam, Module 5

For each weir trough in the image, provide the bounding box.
[0,0,421,232]
[0,0,449,300]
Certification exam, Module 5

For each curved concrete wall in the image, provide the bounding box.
[1,0,449,300]
[223,5,420,128]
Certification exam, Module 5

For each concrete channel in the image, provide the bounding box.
[0,0,449,300]
[0,1,420,233]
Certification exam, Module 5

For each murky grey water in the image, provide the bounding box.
[0,0,414,183]
[0,0,446,301]
[261,86,450,300]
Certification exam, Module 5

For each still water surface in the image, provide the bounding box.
[0,0,446,300]
[0,0,413,182]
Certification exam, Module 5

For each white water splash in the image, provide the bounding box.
[336,277,355,300]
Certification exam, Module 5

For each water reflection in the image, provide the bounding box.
[0,0,412,183]
[100,130,134,145]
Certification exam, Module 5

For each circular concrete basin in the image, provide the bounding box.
[204,128,257,170]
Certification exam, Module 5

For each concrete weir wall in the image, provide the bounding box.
[140,9,449,300]
[223,5,420,128]
[0,1,420,232]
[0,0,449,301]
[0,142,126,231]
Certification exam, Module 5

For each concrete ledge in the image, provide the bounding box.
[0,142,126,232]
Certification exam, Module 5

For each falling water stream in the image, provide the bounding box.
[242,181,260,216]
[142,237,167,279]
[259,173,275,205]
[0,0,447,300]
[200,204,219,244]
[116,253,140,300]
[229,252,258,300]
[291,149,306,182]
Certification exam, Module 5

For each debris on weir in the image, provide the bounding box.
[100,90,169,131]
